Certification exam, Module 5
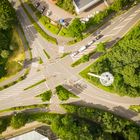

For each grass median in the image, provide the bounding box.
[0,104,48,113]
[36,90,52,102]
[24,79,46,90]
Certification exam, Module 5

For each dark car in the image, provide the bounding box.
[35,2,40,8]
[40,6,46,14]
[96,34,103,40]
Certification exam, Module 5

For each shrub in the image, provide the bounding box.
[10,113,28,129]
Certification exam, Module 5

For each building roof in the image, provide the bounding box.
[8,131,49,140]
[74,0,101,13]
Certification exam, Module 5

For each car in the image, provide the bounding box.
[87,41,93,46]
[92,39,96,43]
[46,10,52,16]
[35,2,40,8]
[78,46,87,53]
[70,51,79,57]
[96,34,103,40]
[40,6,46,14]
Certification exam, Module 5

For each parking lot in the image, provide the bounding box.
[32,0,74,22]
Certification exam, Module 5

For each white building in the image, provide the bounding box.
[8,131,49,140]
[73,0,102,14]
[73,0,113,14]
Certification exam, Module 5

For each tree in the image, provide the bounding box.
[68,18,86,38]
[0,0,17,29]
[1,50,9,58]
[0,117,10,133]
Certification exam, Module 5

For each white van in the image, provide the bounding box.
[78,46,87,53]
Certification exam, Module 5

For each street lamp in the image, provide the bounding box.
[88,72,114,86]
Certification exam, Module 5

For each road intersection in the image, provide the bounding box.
[0,0,140,124]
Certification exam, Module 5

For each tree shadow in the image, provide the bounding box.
[63,101,140,125]
[23,57,39,68]
[66,100,109,111]
[106,37,120,49]
[63,83,87,96]
[112,106,140,125]
[89,37,120,60]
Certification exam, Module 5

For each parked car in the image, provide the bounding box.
[70,51,79,57]
[35,2,40,8]
[46,10,52,16]
[96,34,103,40]
[40,6,46,14]
[78,46,87,53]
[87,41,93,46]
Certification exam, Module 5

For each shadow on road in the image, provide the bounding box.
[24,57,39,68]
[63,83,87,96]
[63,100,140,125]
[106,37,120,49]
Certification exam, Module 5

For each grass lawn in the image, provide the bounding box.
[56,85,78,101]
[0,28,25,82]
[6,29,25,75]
[129,105,140,113]
[36,90,52,102]
[24,79,46,90]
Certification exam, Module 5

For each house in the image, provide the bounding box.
[73,0,112,14]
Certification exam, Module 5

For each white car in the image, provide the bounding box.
[87,41,93,46]
[78,46,87,53]
[70,51,78,57]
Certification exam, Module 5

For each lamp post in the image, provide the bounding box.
[88,72,114,86]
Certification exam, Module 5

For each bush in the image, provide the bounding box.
[0,117,10,133]
[10,113,28,129]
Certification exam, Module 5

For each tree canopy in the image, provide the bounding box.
[0,0,17,29]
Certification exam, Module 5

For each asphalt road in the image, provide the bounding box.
[0,0,140,123]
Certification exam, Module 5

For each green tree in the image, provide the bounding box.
[1,50,9,58]
[68,18,86,38]
[0,0,17,29]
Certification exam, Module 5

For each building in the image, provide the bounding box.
[73,0,112,14]
[8,131,49,140]
[7,126,58,140]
